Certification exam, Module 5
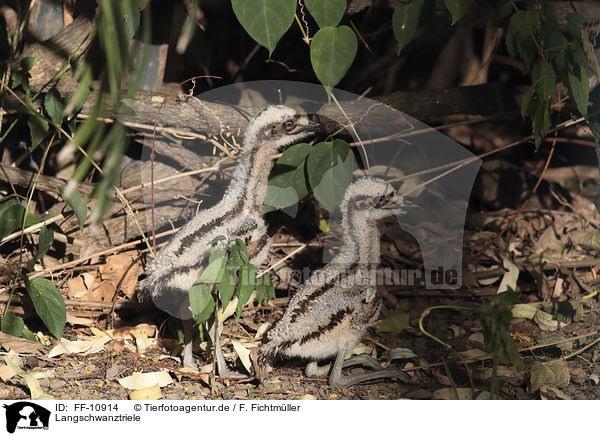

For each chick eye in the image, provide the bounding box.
[283,121,294,131]
[373,195,386,207]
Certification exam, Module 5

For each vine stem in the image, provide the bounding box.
[330,92,371,170]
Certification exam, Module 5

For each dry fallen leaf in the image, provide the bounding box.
[0,365,16,382]
[529,360,570,393]
[4,355,54,400]
[48,337,111,358]
[231,340,252,373]
[0,332,45,354]
[130,384,162,400]
[67,273,94,299]
[95,324,156,340]
[99,251,141,298]
[118,371,173,390]
[498,256,519,293]
[66,313,94,326]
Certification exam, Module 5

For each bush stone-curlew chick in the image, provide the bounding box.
[257,177,411,388]
[139,105,322,376]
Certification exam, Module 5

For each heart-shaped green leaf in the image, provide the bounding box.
[34,223,54,262]
[236,263,257,318]
[27,114,49,151]
[0,204,39,239]
[1,311,25,337]
[44,89,65,125]
[532,59,556,103]
[197,248,228,284]
[264,143,311,213]
[310,26,357,90]
[25,277,66,339]
[231,0,296,56]
[443,0,471,25]
[566,46,589,117]
[305,0,346,28]
[392,0,424,52]
[59,184,88,231]
[189,282,213,321]
[217,269,236,309]
[307,139,354,211]
[256,274,275,305]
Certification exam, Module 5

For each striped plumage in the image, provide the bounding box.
[139,105,322,372]
[258,178,411,387]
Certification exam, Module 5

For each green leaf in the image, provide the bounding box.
[443,0,471,25]
[10,71,26,90]
[236,263,257,318]
[58,184,88,230]
[189,282,213,320]
[197,248,228,283]
[209,235,227,246]
[500,328,524,374]
[531,58,556,102]
[543,22,568,73]
[0,204,39,239]
[194,294,215,324]
[392,0,424,53]
[305,0,346,28]
[228,238,248,268]
[1,311,24,337]
[27,115,49,150]
[375,312,410,334]
[20,56,36,71]
[256,274,275,305]
[35,223,54,262]
[505,10,537,72]
[307,139,354,211]
[22,329,37,342]
[566,46,589,117]
[264,143,311,213]
[27,223,54,271]
[520,85,536,119]
[43,89,65,126]
[595,195,600,215]
[530,98,551,148]
[310,25,357,91]
[122,3,141,39]
[216,269,236,309]
[24,277,66,339]
[231,0,296,56]
[494,0,512,20]
[565,12,586,39]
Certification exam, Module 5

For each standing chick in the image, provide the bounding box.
[257,177,411,388]
[139,105,322,376]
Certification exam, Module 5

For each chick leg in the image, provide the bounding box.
[342,353,383,370]
[208,322,246,379]
[182,318,198,370]
[305,353,383,378]
[329,348,410,388]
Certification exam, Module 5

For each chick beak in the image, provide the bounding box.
[384,195,417,211]
[295,119,323,136]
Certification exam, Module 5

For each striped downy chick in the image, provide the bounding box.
[139,105,322,375]
[257,177,411,388]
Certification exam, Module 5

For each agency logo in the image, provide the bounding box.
[3,402,50,433]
